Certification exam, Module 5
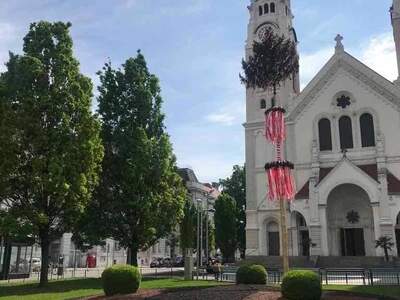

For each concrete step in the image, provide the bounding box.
[316,256,398,268]
[243,256,316,269]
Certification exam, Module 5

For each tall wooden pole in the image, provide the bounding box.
[279,198,289,274]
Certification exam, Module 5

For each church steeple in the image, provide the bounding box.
[391,0,400,84]
[245,0,300,108]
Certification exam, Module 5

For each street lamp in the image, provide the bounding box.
[196,199,202,275]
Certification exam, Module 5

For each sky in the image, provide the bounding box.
[0,0,397,183]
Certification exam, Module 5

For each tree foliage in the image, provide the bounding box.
[240,28,299,92]
[220,165,246,258]
[179,199,197,251]
[87,52,186,266]
[0,21,104,286]
[214,194,237,263]
[375,236,395,262]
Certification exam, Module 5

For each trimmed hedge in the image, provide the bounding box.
[236,264,267,284]
[101,264,141,296]
[281,270,322,300]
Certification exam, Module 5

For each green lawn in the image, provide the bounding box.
[1,278,400,300]
[0,278,225,300]
[323,285,400,299]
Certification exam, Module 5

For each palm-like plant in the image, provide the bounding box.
[375,236,395,262]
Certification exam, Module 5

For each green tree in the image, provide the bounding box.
[0,22,103,286]
[375,236,395,262]
[220,165,246,258]
[94,52,186,266]
[180,199,197,252]
[214,194,237,263]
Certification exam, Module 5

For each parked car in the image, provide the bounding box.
[150,258,162,268]
[173,256,184,267]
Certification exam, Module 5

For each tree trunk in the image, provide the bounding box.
[127,246,138,266]
[39,233,50,287]
[184,248,193,281]
[384,248,389,262]
[279,199,289,274]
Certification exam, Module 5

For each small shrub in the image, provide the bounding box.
[281,270,321,300]
[236,264,267,284]
[101,264,141,296]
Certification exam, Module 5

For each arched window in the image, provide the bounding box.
[259,6,263,16]
[339,116,354,149]
[264,3,269,14]
[260,99,267,109]
[270,2,276,13]
[318,118,332,151]
[360,113,375,147]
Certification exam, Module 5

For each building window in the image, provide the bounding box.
[318,118,332,151]
[270,2,276,13]
[260,99,267,109]
[259,6,263,16]
[339,116,354,150]
[360,113,375,147]
[285,5,288,16]
[264,3,269,14]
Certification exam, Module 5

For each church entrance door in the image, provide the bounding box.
[340,228,365,256]
[268,232,280,256]
[300,230,310,256]
[396,229,400,257]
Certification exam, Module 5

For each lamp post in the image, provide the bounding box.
[196,199,202,276]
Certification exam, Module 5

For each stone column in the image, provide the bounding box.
[371,203,382,256]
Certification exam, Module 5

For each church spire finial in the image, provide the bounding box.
[335,34,344,53]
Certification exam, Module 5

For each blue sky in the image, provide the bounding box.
[0,0,397,182]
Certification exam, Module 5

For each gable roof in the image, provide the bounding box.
[287,50,400,122]
[295,162,400,199]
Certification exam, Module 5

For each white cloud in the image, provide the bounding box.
[204,99,245,126]
[299,31,398,89]
[360,32,397,81]
[300,47,333,89]
[206,112,235,125]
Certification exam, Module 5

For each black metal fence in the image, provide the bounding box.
[218,268,400,286]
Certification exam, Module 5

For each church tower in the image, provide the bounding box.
[391,0,400,83]
[245,0,299,119]
[244,0,299,256]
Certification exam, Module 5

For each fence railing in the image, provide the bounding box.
[4,267,184,283]
[217,268,400,286]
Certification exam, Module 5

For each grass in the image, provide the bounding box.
[1,278,400,300]
[323,285,400,299]
[0,277,225,300]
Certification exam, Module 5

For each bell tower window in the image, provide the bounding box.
[260,99,267,109]
[264,3,269,14]
[360,113,375,147]
[339,116,354,150]
[270,2,276,13]
[318,118,333,151]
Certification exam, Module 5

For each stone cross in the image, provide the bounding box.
[335,34,344,52]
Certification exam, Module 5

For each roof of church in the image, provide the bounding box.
[287,47,400,122]
[295,164,400,199]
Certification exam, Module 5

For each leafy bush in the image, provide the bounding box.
[281,270,321,300]
[101,264,141,296]
[236,264,267,284]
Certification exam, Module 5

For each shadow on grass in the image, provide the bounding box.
[0,278,103,298]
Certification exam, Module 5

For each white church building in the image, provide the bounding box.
[245,0,400,263]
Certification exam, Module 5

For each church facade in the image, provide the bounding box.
[245,0,400,260]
